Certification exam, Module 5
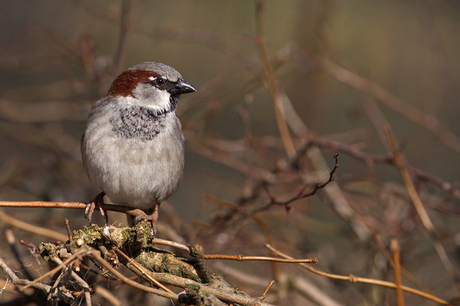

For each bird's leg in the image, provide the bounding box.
[133,203,160,235]
[85,192,108,225]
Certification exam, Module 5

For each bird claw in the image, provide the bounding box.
[133,204,159,235]
[85,192,108,225]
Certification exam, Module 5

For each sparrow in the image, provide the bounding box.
[81,62,196,231]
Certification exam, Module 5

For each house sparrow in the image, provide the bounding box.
[81,62,196,231]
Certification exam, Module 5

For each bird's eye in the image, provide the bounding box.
[148,77,165,87]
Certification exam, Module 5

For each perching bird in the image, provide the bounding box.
[81,62,196,232]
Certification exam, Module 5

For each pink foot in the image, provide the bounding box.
[85,192,108,225]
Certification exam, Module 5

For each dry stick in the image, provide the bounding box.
[94,286,122,306]
[304,146,372,241]
[202,193,281,279]
[147,270,275,306]
[291,277,345,306]
[64,218,72,240]
[203,193,239,210]
[259,153,339,208]
[21,248,87,291]
[310,137,460,201]
[0,201,86,209]
[265,244,449,305]
[250,213,275,246]
[390,239,404,306]
[215,45,374,238]
[203,254,317,264]
[373,234,434,296]
[214,262,344,306]
[213,262,273,289]
[196,140,372,242]
[0,201,143,219]
[152,237,192,253]
[254,0,296,158]
[0,257,77,304]
[299,49,460,155]
[88,250,179,301]
[91,251,274,306]
[113,247,175,294]
[0,210,68,242]
[53,257,92,306]
[65,269,93,305]
[49,268,69,301]
[183,136,275,182]
[113,0,131,76]
[259,280,275,301]
[203,194,275,245]
[154,236,315,279]
[384,124,460,289]
[5,229,34,281]
[254,19,371,241]
[361,97,392,152]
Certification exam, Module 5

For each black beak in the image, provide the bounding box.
[171,79,196,95]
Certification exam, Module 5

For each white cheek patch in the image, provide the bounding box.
[156,89,172,110]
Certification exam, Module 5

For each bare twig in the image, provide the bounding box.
[113,0,131,76]
[21,248,87,291]
[203,194,276,244]
[373,234,434,295]
[114,247,175,294]
[88,249,179,300]
[5,229,34,281]
[304,149,371,241]
[19,240,39,254]
[384,125,460,289]
[152,237,192,253]
[203,254,317,264]
[291,276,345,306]
[0,201,87,210]
[295,48,460,154]
[94,286,122,306]
[185,131,276,182]
[214,262,344,306]
[310,136,460,201]
[0,201,149,219]
[260,153,339,210]
[254,0,296,158]
[91,249,274,305]
[390,239,404,306]
[0,211,68,241]
[53,257,92,306]
[203,154,338,217]
[265,244,449,304]
[259,280,275,301]
[64,218,72,241]
[0,257,76,304]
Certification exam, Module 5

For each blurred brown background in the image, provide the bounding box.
[0,1,459,305]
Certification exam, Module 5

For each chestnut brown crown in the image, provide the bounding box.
[107,62,195,98]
